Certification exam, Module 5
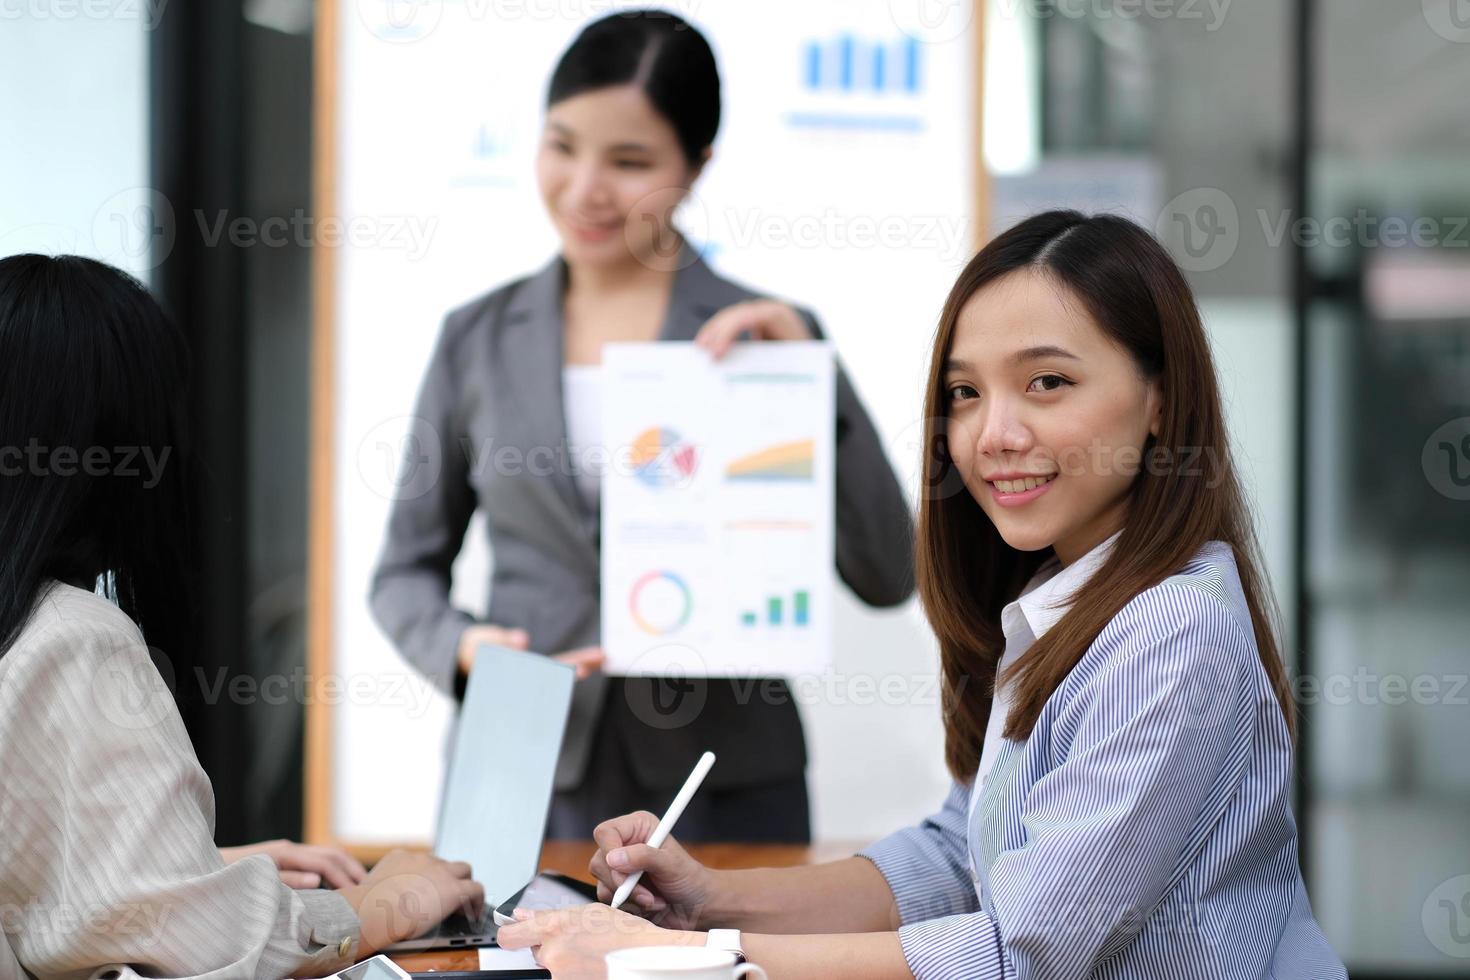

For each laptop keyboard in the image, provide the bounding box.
[426,902,495,940]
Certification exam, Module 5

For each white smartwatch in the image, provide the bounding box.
[706,928,745,964]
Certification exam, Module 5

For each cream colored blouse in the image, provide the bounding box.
[0,582,359,979]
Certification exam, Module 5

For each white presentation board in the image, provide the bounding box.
[323,0,975,846]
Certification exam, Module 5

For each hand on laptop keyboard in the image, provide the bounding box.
[337,849,486,954]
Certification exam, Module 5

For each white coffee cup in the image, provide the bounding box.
[605,946,768,980]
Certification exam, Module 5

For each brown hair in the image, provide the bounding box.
[917,210,1295,783]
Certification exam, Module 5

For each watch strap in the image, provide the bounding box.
[706,928,745,964]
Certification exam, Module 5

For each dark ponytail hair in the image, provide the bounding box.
[0,254,195,665]
[547,9,720,165]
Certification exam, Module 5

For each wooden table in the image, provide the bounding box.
[392,840,858,973]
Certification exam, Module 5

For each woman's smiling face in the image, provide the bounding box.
[944,268,1162,566]
[535,85,702,270]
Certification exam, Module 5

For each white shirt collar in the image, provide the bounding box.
[1001,529,1123,646]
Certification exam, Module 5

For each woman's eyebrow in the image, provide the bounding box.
[1008,344,1080,366]
[945,346,1080,373]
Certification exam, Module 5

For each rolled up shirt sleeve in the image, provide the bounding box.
[858,584,1258,980]
[858,784,1009,979]
[858,782,978,926]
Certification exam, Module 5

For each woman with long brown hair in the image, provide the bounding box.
[496,211,1345,979]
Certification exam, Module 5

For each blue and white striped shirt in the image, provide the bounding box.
[861,540,1345,979]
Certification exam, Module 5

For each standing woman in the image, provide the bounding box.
[370,10,913,843]
[498,211,1346,979]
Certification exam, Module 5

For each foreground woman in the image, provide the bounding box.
[498,212,1346,979]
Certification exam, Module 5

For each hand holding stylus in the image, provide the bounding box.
[608,751,716,912]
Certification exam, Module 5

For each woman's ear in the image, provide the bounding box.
[1146,378,1163,438]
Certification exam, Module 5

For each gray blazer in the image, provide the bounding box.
[370,247,914,792]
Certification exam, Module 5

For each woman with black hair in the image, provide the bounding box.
[0,254,484,978]
[370,10,914,843]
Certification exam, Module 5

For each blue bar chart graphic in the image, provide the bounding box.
[803,34,922,95]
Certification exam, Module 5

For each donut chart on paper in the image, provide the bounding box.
[629,570,693,635]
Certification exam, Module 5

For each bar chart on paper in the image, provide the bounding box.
[600,343,835,677]
[739,589,813,628]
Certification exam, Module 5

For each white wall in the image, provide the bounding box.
[0,6,152,278]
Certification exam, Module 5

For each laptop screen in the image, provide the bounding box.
[434,645,575,907]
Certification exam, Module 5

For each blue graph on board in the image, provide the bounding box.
[802,34,923,95]
[450,119,518,189]
[472,121,512,160]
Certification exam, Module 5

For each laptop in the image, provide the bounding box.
[382,644,575,953]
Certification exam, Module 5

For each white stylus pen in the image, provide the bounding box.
[609,750,716,911]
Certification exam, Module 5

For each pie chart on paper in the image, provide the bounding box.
[630,426,699,488]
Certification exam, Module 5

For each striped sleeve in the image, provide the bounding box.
[856,774,1012,977]
[868,584,1257,980]
[0,603,360,979]
[858,782,979,925]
